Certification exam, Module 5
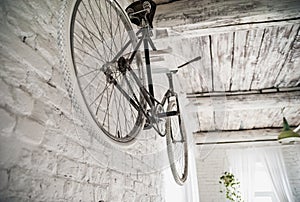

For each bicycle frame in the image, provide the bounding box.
[103,26,179,135]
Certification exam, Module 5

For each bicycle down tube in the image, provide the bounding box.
[104,27,157,113]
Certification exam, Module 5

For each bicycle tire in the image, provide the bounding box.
[166,100,188,185]
[58,0,146,144]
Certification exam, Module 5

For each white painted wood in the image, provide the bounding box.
[178,37,213,92]
[155,0,300,28]
[193,129,281,144]
[231,29,264,91]
[168,19,300,37]
[210,32,234,91]
[251,25,300,89]
[161,24,300,93]
[147,0,300,134]
[188,91,300,131]
[275,26,300,87]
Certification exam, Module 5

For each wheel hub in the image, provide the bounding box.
[117,56,129,74]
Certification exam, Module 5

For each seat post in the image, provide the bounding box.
[166,72,174,92]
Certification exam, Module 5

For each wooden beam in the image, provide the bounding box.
[155,0,300,29]
[193,128,281,145]
[166,19,300,37]
[187,90,300,131]
[187,87,300,98]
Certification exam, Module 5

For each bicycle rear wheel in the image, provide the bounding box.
[166,100,188,185]
[66,0,146,143]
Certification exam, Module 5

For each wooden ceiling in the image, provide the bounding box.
[151,0,300,141]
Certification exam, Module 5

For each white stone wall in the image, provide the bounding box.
[282,146,300,200]
[0,0,165,201]
[195,145,228,202]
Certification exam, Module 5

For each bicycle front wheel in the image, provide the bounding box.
[166,100,188,185]
[64,0,146,144]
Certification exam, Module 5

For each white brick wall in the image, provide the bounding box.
[0,0,165,201]
[195,145,229,202]
[282,146,300,200]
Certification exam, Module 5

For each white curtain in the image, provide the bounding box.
[227,147,295,202]
[260,147,295,202]
[227,148,256,202]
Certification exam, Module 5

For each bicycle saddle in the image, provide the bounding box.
[125,0,156,28]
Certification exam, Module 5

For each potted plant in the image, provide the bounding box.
[219,171,243,202]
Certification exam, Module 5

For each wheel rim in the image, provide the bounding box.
[70,0,145,143]
[166,101,188,185]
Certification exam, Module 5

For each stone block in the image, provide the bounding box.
[22,71,48,99]
[0,169,9,190]
[12,88,34,116]
[30,149,57,175]
[0,136,24,169]
[0,108,15,135]
[0,196,31,202]
[63,139,85,160]
[41,177,66,201]
[49,67,65,91]
[90,166,110,185]
[0,79,13,107]
[0,48,28,84]
[94,186,109,202]
[42,128,67,153]
[72,182,94,201]
[56,155,79,179]
[15,117,45,145]
[30,99,51,125]
[77,162,88,182]
[122,190,136,202]
[9,167,33,193]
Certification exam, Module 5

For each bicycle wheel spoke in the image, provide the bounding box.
[115,89,123,137]
[82,0,111,60]
[73,31,103,63]
[89,72,122,108]
[78,68,99,78]
[75,20,109,62]
[97,0,117,59]
[102,83,114,129]
[74,45,103,63]
[92,80,110,108]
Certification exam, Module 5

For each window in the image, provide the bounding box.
[254,161,278,202]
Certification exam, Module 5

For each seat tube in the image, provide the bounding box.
[143,29,155,104]
[166,72,174,92]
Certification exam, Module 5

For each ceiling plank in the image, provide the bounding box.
[275,25,300,87]
[210,32,234,91]
[178,37,213,92]
[153,35,214,92]
[251,24,300,89]
[231,29,264,91]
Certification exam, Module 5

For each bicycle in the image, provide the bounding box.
[58,0,200,185]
